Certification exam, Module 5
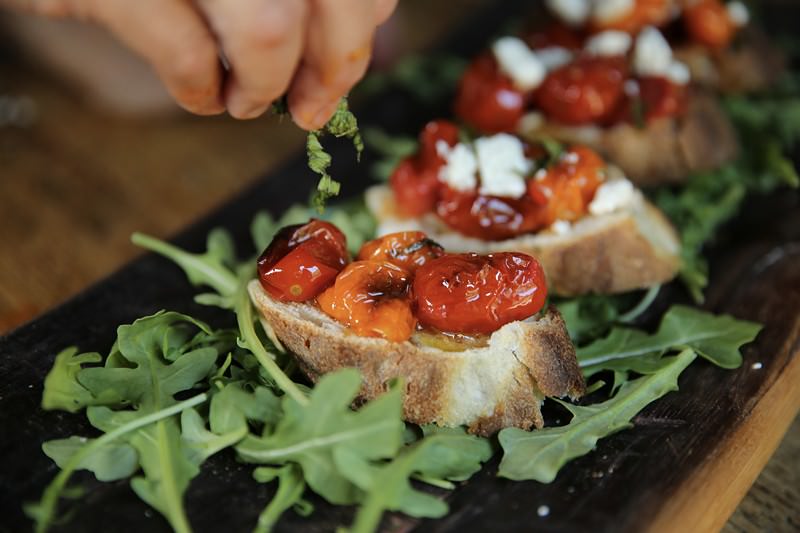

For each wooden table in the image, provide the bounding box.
[0,2,796,531]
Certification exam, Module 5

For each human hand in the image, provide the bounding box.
[7,0,398,129]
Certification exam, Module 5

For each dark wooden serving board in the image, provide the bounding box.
[1,2,798,532]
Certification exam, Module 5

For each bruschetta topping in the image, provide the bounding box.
[389,122,617,239]
[257,220,349,302]
[258,225,550,342]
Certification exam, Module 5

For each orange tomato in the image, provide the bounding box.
[317,260,416,342]
[357,231,444,272]
[683,0,736,49]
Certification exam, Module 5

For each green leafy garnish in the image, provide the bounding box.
[498,350,696,482]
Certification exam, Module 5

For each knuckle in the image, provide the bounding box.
[32,0,71,17]
[168,42,216,88]
[247,1,306,49]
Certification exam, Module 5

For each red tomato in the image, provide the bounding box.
[455,54,529,133]
[257,220,348,301]
[357,231,444,272]
[524,22,585,50]
[638,76,688,121]
[390,158,440,217]
[418,119,460,166]
[389,119,460,217]
[537,56,628,125]
[317,260,416,342]
[683,0,736,49]
[414,253,548,334]
[591,0,672,33]
[527,145,605,225]
[436,186,544,241]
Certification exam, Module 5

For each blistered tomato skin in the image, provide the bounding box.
[455,54,528,133]
[436,187,543,241]
[537,56,628,125]
[527,145,606,226]
[684,0,736,49]
[257,220,348,302]
[317,260,416,342]
[524,22,584,50]
[390,120,459,217]
[357,231,444,272]
[414,253,548,335]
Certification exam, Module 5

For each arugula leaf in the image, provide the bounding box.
[42,437,138,482]
[252,465,307,533]
[356,54,467,105]
[41,348,102,412]
[346,426,493,533]
[497,350,696,482]
[236,369,404,505]
[578,305,762,377]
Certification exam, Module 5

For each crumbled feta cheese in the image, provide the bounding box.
[536,46,574,71]
[751,362,763,370]
[545,0,591,27]
[438,142,478,192]
[589,178,635,215]
[519,111,545,132]
[624,79,640,96]
[585,30,632,57]
[633,26,674,77]
[727,1,750,27]
[475,134,532,198]
[537,505,551,517]
[551,220,572,235]
[666,60,690,85]
[492,37,547,91]
[592,0,635,24]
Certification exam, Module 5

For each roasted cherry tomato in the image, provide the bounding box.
[455,53,529,133]
[524,22,584,50]
[257,220,348,302]
[638,76,688,121]
[414,253,548,335]
[436,187,543,241]
[390,158,439,217]
[418,119,460,167]
[537,56,628,125]
[317,260,416,342]
[390,120,459,217]
[357,231,444,272]
[683,0,736,49]
[528,145,606,225]
[591,0,672,34]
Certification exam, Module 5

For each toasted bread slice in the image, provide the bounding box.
[520,89,739,187]
[366,183,680,297]
[674,28,785,94]
[248,280,585,436]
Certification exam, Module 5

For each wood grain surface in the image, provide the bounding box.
[0,1,797,531]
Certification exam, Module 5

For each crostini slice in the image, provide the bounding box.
[249,280,583,436]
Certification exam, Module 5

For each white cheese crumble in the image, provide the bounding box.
[589,178,635,215]
[492,37,546,91]
[519,111,545,132]
[537,505,551,517]
[585,30,632,57]
[475,134,532,198]
[633,26,673,77]
[551,220,572,235]
[545,0,590,27]
[592,0,635,24]
[437,142,478,192]
[751,362,763,370]
[727,1,750,27]
[536,46,574,71]
[666,60,690,85]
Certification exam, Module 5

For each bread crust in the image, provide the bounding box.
[366,185,681,297]
[248,280,585,436]
[520,89,739,187]
[674,27,785,94]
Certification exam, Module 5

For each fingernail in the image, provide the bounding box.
[308,100,340,129]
